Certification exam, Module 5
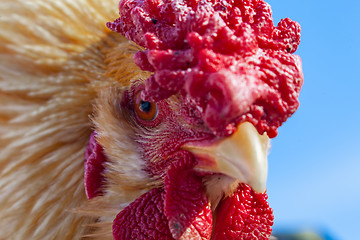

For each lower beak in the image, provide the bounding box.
[183,122,270,193]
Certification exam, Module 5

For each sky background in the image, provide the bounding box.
[264,0,360,239]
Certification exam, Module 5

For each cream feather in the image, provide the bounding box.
[0,0,151,239]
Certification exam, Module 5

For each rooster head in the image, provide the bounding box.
[84,0,303,239]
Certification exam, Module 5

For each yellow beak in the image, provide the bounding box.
[183,122,270,193]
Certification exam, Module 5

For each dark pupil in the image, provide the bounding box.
[140,101,151,113]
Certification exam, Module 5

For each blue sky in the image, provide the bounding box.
[265,0,360,239]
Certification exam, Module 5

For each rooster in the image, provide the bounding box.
[0,0,303,239]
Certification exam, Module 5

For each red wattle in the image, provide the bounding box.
[164,156,212,240]
[212,184,274,240]
[112,188,174,240]
[111,154,273,239]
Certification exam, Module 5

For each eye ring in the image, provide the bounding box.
[134,91,158,121]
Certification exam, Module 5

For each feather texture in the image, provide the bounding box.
[0,0,148,238]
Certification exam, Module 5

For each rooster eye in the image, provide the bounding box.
[134,92,158,121]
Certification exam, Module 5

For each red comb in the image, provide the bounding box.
[107,0,303,138]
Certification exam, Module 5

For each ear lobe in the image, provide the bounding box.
[84,132,107,199]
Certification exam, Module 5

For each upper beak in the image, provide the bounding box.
[183,122,270,193]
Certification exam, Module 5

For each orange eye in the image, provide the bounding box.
[134,92,158,121]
